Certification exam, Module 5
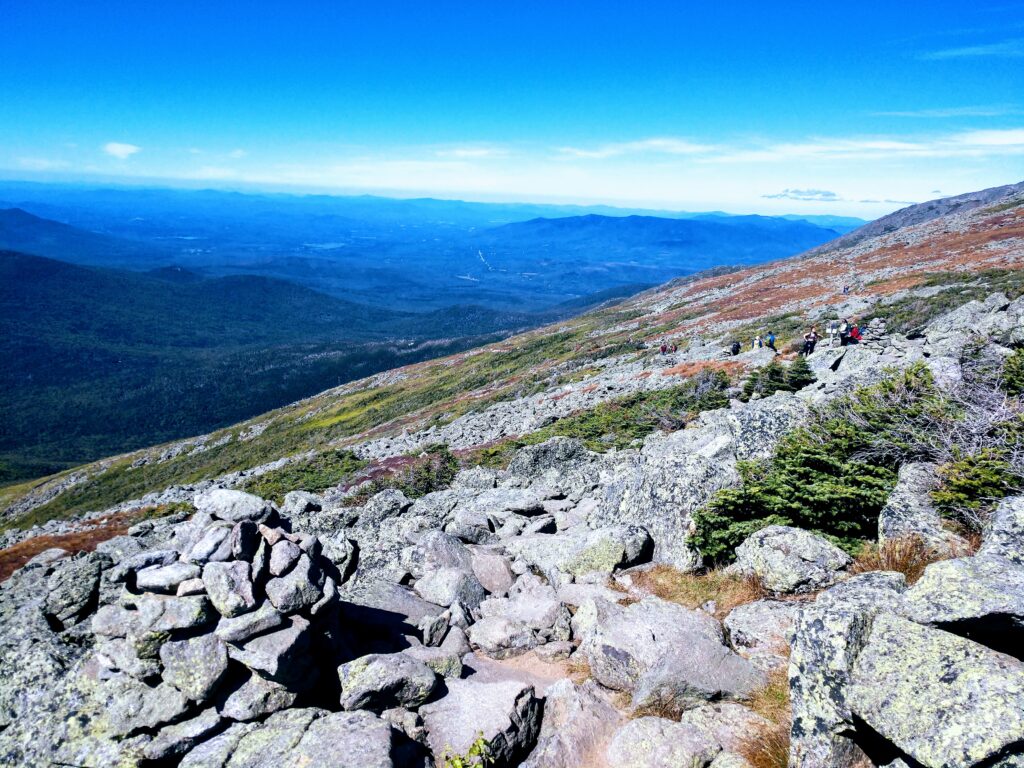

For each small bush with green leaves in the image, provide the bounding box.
[440,735,493,768]
[932,448,1018,518]
[241,449,367,503]
[1004,347,1024,396]
[465,370,731,468]
[693,365,937,562]
[741,357,816,401]
[347,443,461,504]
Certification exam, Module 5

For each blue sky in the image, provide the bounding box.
[2,1,1023,216]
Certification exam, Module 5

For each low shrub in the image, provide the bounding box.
[1004,347,1024,396]
[440,735,493,768]
[241,449,367,503]
[464,370,732,468]
[693,366,937,562]
[741,356,816,401]
[347,443,460,504]
[932,448,1019,519]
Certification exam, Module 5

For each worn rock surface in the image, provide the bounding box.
[849,612,1024,767]
[733,525,851,593]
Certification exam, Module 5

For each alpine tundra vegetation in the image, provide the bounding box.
[1,182,1024,768]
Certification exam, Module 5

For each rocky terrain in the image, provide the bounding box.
[1,183,1023,766]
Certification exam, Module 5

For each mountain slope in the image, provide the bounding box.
[478,213,840,268]
[2,181,1021,530]
[0,207,170,268]
[0,252,575,481]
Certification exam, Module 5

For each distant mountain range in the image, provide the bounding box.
[0,182,861,482]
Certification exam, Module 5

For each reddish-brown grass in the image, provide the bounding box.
[738,668,792,768]
[850,535,969,585]
[0,509,145,581]
[627,564,766,619]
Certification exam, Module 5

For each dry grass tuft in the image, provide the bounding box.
[738,668,792,768]
[566,656,592,685]
[629,564,766,619]
[850,535,960,585]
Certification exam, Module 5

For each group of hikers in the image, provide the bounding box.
[659,342,679,355]
[729,317,863,358]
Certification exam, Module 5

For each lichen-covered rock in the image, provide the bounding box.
[413,566,486,611]
[788,572,907,768]
[215,601,285,643]
[203,561,257,617]
[605,717,720,768]
[144,707,223,761]
[900,554,1024,637]
[160,633,229,701]
[733,525,851,594]
[185,522,234,563]
[678,702,773,753]
[469,547,516,596]
[980,494,1024,564]
[521,679,623,768]
[44,553,105,627]
[96,637,162,679]
[596,395,806,569]
[226,615,312,684]
[478,579,570,639]
[401,529,473,579]
[101,675,192,737]
[136,561,202,592]
[194,488,275,523]
[468,616,538,659]
[276,710,395,768]
[179,721,256,767]
[421,678,542,767]
[402,644,464,678]
[264,554,324,612]
[338,652,438,712]
[578,596,761,708]
[848,612,1024,767]
[877,462,966,553]
[632,638,766,712]
[221,672,298,721]
[503,525,651,586]
[722,599,797,671]
[268,539,302,576]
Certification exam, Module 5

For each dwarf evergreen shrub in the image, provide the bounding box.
[740,357,816,401]
[693,365,935,562]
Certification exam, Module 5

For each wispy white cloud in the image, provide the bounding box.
[705,128,1024,163]
[763,188,840,201]
[920,37,1024,60]
[558,137,717,159]
[872,105,1021,118]
[103,141,141,159]
[17,156,69,171]
[229,148,247,159]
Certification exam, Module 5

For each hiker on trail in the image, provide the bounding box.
[730,340,741,356]
[838,317,851,347]
[801,327,819,356]
[843,284,850,295]
[850,322,863,343]
[766,330,779,355]
[752,335,763,349]
[660,343,668,355]
[671,343,678,354]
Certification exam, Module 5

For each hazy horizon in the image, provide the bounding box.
[3,2,1024,217]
